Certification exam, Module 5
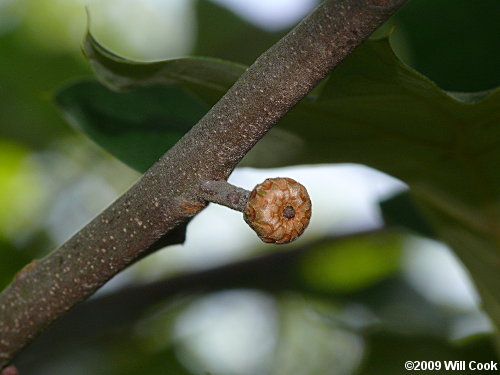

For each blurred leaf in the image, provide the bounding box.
[299,233,402,293]
[337,276,453,336]
[380,191,436,238]
[193,0,284,65]
[272,295,362,375]
[0,140,43,236]
[0,34,84,148]
[56,81,208,173]
[108,342,191,375]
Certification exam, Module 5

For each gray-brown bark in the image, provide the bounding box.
[200,180,250,212]
[0,0,408,368]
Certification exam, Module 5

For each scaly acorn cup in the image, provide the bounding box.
[244,178,312,244]
[200,178,312,244]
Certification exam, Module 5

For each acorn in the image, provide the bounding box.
[244,178,311,244]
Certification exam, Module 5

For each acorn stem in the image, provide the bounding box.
[200,180,250,212]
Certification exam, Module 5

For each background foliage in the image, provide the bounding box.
[0,0,499,374]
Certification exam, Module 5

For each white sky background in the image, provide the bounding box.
[211,0,320,30]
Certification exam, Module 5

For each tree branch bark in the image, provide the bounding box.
[0,0,408,368]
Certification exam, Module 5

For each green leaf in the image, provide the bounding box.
[83,32,245,107]
[56,81,209,173]
[392,0,500,92]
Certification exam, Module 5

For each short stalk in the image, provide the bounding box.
[200,180,250,212]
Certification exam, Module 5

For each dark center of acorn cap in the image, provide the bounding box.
[283,206,295,219]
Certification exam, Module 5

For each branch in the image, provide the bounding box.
[0,0,408,368]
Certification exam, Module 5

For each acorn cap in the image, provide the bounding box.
[244,177,312,244]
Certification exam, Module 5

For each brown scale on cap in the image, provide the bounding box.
[244,177,312,244]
